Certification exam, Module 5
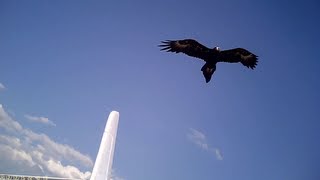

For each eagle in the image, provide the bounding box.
[159,39,258,83]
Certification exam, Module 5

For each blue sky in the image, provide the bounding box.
[0,0,320,179]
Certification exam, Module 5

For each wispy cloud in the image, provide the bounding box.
[110,169,125,180]
[214,148,223,161]
[187,128,223,160]
[0,83,5,91]
[25,114,56,127]
[0,104,93,179]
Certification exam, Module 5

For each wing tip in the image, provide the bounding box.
[243,54,258,69]
[158,40,178,52]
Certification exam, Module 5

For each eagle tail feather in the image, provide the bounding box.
[201,63,216,83]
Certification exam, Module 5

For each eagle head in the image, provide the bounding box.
[213,47,220,52]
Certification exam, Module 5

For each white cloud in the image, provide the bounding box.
[0,104,93,179]
[187,128,209,151]
[25,114,56,126]
[110,169,125,180]
[187,128,223,160]
[45,159,91,179]
[214,148,223,160]
[0,83,5,91]
[23,129,93,167]
[0,144,35,167]
[0,104,23,132]
[0,135,22,148]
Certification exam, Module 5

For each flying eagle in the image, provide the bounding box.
[159,39,258,83]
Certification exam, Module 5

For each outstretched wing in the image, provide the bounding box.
[159,39,211,61]
[219,48,258,69]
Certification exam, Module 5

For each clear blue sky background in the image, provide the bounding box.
[1,0,320,179]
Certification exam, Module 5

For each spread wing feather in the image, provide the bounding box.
[219,48,258,69]
[159,39,211,61]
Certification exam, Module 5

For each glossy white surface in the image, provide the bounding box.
[90,111,119,180]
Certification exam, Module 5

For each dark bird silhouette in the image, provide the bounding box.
[159,39,258,83]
